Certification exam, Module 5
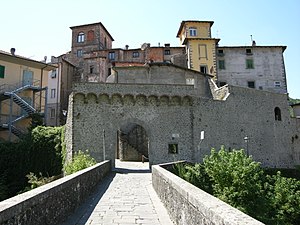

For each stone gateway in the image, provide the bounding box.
[65,63,300,168]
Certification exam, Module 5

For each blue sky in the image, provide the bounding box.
[1,0,299,98]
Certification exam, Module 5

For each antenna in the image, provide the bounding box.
[250,35,253,44]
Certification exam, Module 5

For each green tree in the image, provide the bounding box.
[203,146,266,215]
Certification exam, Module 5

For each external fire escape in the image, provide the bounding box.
[0,80,47,140]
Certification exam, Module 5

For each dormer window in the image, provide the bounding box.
[77,32,85,43]
[189,27,197,36]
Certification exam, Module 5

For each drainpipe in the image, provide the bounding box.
[9,95,13,141]
[40,65,47,123]
[56,63,61,126]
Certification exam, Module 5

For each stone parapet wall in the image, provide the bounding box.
[0,160,111,225]
[152,163,265,225]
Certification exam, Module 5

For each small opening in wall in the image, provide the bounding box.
[168,143,178,154]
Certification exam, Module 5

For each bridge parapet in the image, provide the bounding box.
[152,162,265,225]
[0,160,111,225]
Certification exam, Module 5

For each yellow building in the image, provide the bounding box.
[0,49,56,141]
[176,20,220,79]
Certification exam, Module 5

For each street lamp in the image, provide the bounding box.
[244,136,249,156]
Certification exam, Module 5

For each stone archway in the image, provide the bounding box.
[116,122,149,163]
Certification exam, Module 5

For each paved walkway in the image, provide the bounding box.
[60,160,173,225]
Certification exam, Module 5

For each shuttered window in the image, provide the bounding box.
[0,65,5,78]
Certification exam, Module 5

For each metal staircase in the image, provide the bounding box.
[0,80,46,139]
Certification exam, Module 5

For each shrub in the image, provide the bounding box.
[64,150,96,175]
[203,146,266,215]
[265,172,300,225]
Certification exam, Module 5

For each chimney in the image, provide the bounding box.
[165,43,170,47]
[252,40,256,46]
[125,45,129,50]
[10,48,16,56]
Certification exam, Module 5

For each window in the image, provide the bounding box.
[51,70,56,78]
[189,27,197,36]
[198,44,207,59]
[246,48,252,55]
[51,88,56,98]
[274,107,282,121]
[108,52,115,60]
[164,49,170,55]
[247,81,255,88]
[200,65,207,73]
[217,49,224,56]
[77,49,83,57]
[218,60,225,69]
[77,32,85,43]
[0,65,5,78]
[274,81,281,87]
[87,30,94,41]
[132,52,139,58]
[246,59,254,69]
[90,66,94,74]
[168,143,178,154]
[50,108,56,118]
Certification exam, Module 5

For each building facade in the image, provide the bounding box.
[176,20,220,79]
[47,55,76,126]
[216,46,287,93]
[0,49,55,141]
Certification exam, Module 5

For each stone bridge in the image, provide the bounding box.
[0,160,264,225]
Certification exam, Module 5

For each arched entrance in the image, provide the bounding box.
[116,122,149,163]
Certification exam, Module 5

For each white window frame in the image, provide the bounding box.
[77,32,85,43]
[50,88,56,98]
[189,27,197,36]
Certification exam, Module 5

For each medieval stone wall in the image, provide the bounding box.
[66,80,300,168]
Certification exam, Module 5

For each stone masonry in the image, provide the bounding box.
[65,63,300,168]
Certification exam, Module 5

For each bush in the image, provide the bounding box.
[64,150,96,175]
[0,126,64,200]
[203,146,266,215]
[173,146,300,224]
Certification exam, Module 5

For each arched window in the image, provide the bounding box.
[274,107,282,121]
[87,30,94,41]
[77,32,85,43]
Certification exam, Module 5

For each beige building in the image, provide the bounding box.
[176,20,220,79]
[0,49,55,141]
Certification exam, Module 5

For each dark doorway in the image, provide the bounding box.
[116,123,149,162]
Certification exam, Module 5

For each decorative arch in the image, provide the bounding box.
[274,107,282,121]
[123,94,135,105]
[74,93,86,103]
[160,95,170,106]
[170,95,182,106]
[135,94,147,106]
[148,95,159,106]
[98,93,110,104]
[111,93,123,105]
[182,96,193,106]
[86,93,98,103]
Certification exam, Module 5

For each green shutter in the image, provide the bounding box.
[0,65,5,78]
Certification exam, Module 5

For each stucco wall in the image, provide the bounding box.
[217,46,287,94]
